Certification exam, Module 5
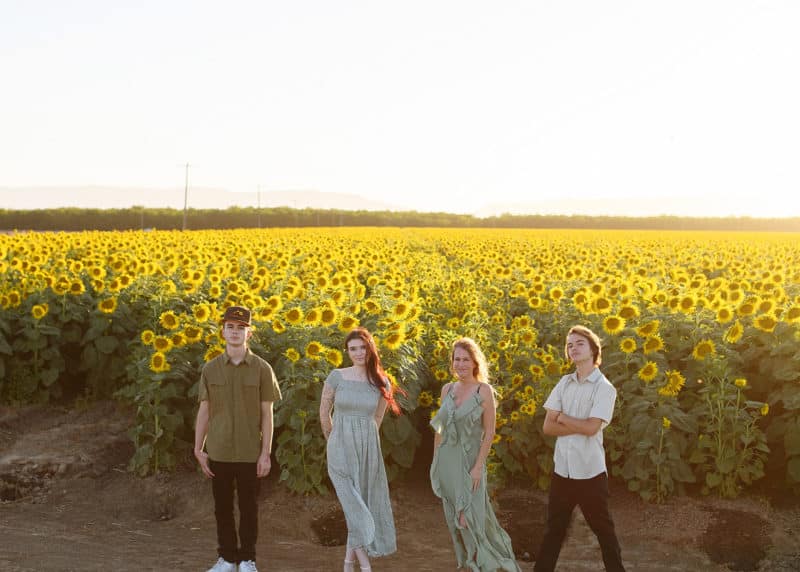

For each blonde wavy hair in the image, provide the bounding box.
[450,337,491,383]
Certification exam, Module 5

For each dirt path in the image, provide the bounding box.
[1,404,799,571]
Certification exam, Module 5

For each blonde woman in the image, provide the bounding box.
[430,337,520,571]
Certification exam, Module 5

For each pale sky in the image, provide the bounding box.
[2,1,799,217]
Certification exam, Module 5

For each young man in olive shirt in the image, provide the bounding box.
[195,306,282,572]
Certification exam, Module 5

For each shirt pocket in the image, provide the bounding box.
[241,374,261,417]
[206,378,228,413]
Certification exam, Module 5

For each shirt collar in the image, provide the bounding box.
[223,349,253,365]
[568,367,601,384]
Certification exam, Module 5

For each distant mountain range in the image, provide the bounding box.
[0,186,398,212]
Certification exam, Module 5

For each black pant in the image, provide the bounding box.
[209,460,260,563]
[534,472,625,572]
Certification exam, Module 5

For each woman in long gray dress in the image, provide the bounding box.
[320,327,399,572]
[430,337,520,572]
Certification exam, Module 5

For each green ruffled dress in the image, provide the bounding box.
[430,387,520,572]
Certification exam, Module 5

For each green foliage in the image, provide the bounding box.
[2,206,800,232]
[688,357,769,498]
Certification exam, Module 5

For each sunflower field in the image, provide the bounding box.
[1,227,799,501]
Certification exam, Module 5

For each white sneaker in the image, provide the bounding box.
[239,560,258,572]
[206,557,237,572]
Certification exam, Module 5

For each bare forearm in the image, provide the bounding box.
[194,404,209,453]
[557,413,602,436]
[260,411,274,455]
[471,434,494,472]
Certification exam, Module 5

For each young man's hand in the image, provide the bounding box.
[257,452,272,478]
[195,449,214,478]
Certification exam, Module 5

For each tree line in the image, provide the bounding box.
[1,206,798,232]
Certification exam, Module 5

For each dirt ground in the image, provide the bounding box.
[1,402,799,572]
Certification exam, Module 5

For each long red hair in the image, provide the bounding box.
[345,327,402,415]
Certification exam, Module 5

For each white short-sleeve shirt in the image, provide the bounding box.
[543,367,617,480]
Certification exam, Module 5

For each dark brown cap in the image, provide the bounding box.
[221,305,251,326]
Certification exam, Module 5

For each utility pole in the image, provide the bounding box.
[257,185,262,228]
[182,162,190,230]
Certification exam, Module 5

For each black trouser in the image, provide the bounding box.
[209,460,260,564]
[534,472,625,572]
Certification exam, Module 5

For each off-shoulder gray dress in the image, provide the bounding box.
[325,369,397,557]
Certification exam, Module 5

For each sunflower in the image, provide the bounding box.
[305,341,324,360]
[643,335,664,355]
[392,301,412,320]
[619,337,637,354]
[338,315,360,332]
[98,297,118,314]
[141,330,155,345]
[406,324,424,340]
[527,296,543,310]
[159,310,180,331]
[637,361,659,383]
[271,319,286,334]
[320,307,338,327]
[724,320,744,344]
[183,325,203,343]
[549,287,564,302]
[662,417,671,430]
[304,308,321,327]
[384,330,406,350]
[325,348,343,367]
[284,308,303,325]
[153,336,174,353]
[734,378,747,388]
[757,299,775,314]
[417,391,434,408]
[760,403,769,416]
[284,348,300,363]
[678,295,696,314]
[204,346,225,362]
[658,370,686,397]
[691,339,716,361]
[753,313,777,333]
[529,364,545,379]
[737,300,756,317]
[715,307,734,324]
[785,305,800,324]
[171,333,187,348]
[592,297,613,314]
[602,315,625,335]
[364,299,381,314]
[31,303,49,320]
[434,369,449,381]
[636,320,660,337]
[149,351,171,373]
[519,328,537,346]
[619,304,640,320]
[330,290,347,306]
[69,280,86,296]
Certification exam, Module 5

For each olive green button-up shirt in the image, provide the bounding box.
[198,350,282,463]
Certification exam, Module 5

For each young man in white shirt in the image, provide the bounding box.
[534,325,625,572]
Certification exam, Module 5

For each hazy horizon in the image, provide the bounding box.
[2,1,798,218]
[1,185,796,219]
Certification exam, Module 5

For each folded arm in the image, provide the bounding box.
[543,409,604,437]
